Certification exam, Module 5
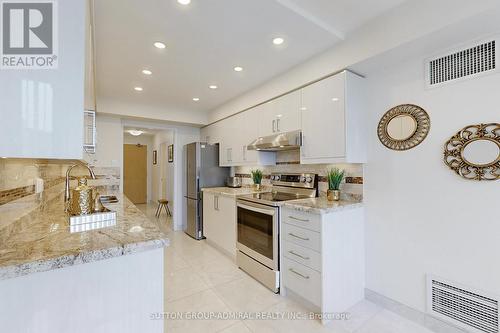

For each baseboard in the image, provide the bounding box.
[364,289,467,333]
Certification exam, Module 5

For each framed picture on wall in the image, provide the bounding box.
[153,150,157,165]
[168,145,174,163]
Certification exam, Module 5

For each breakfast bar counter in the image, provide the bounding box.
[0,184,168,333]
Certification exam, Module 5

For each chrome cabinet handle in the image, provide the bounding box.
[288,216,309,222]
[276,118,280,132]
[272,119,276,133]
[289,268,310,279]
[214,195,219,211]
[288,232,309,241]
[288,250,310,260]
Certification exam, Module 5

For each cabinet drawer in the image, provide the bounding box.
[282,209,320,232]
[282,257,321,307]
[282,223,320,252]
[283,241,321,272]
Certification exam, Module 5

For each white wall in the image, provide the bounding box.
[124,133,154,202]
[151,131,174,204]
[207,0,499,123]
[84,115,123,189]
[363,53,500,313]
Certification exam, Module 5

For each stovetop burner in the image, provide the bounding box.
[248,192,311,202]
[238,173,318,207]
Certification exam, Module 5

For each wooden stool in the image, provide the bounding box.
[155,199,172,217]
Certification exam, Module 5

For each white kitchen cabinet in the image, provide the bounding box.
[84,0,96,112]
[0,0,86,159]
[209,110,275,167]
[300,71,366,164]
[281,206,365,325]
[259,90,300,137]
[202,192,237,258]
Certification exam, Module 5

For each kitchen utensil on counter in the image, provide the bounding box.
[226,176,242,188]
[69,178,98,215]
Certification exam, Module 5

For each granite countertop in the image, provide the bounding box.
[201,186,271,197]
[283,196,363,215]
[0,185,169,280]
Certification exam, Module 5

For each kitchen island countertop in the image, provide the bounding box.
[0,185,169,280]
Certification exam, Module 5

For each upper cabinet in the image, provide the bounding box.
[84,0,96,112]
[259,90,300,137]
[300,71,366,164]
[0,0,88,159]
[200,70,366,166]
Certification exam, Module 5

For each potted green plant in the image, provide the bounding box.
[326,168,345,201]
[251,169,263,190]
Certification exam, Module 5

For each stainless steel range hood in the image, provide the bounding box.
[247,130,302,151]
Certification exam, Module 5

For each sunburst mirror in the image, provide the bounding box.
[444,123,500,181]
[377,104,431,151]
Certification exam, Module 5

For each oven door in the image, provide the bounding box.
[236,200,278,270]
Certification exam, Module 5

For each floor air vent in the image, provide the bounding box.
[427,276,499,333]
[427,40,496,86]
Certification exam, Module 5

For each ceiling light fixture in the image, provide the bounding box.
[331,97,339,102]
[192,97,200,101]
[233,66,243,72]
[134,87,143,92]
[142,69,152,75]
[177,0,191,5]
[209,85,218,89]
[128,130,144,136]
[153,41,166,49]
[272,37,284,45]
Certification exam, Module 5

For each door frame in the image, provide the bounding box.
[121,123,180,231]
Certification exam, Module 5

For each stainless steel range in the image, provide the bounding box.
[236,173,318,293]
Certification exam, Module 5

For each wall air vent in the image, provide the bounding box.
[427,40,496,86]
[427,275,499,333]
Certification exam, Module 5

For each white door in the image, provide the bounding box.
[257,101,276,137]
[300,73,346,161]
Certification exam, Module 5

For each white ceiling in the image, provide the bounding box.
[94,0,408,118]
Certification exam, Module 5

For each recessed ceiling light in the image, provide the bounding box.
[142,69,152,75]
[192,97,200,101]
[300,107,307,111]
[177,0,191,5]
[209,85,218,89]
[234,66,243,72]
[134,87,143,92]
[272,37,284,45]
[128,130,144,136]
[153,41,166,49]
[331,97,339,102]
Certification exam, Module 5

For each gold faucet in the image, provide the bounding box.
[65,163,96,205]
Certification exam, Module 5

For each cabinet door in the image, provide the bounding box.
[84,0,96,112]
[257,101,276,137]
[300,73,346,162]
[217,196,237,256]
[272,90,300,133]
[202,192,216,240]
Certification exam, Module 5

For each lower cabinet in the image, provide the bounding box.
[281,206,365,324]
[202,192,237,258]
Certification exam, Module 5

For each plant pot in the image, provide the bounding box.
[327,189,341,201]
[253,184,261,190]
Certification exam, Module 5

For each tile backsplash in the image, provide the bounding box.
[235,150,364,200]
[0,159,120,206]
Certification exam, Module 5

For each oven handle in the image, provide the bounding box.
[236,202,276,216]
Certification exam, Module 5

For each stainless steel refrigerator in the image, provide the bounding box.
[185,142,229,240]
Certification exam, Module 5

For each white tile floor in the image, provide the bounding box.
[138,203,436,333]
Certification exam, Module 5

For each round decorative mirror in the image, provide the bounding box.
[377,104,431,151]
[444,123,500,181]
